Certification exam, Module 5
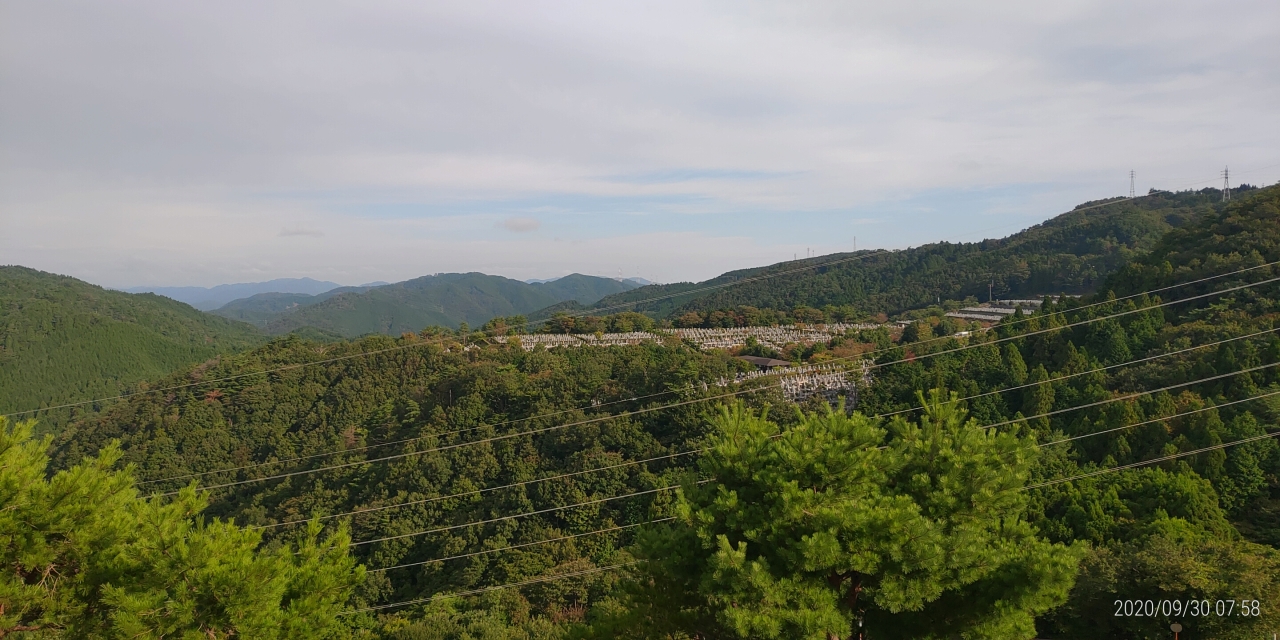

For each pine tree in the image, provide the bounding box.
[0,417,363,638]
[601,393,1084,640]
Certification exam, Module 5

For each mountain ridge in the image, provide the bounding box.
[0,266,264,420]
[125,277,343,310]
[218,272,641,336]
[582,188,1243,319]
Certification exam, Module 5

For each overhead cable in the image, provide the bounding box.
[369,518,674,573]
[159,273,1280,494]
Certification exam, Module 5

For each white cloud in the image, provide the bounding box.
[1,0,1277,287]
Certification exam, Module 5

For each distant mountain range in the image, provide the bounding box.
[526,276,656,285]
[125,278,343,310]
[8,184,1268,423]
[210,272,641,337]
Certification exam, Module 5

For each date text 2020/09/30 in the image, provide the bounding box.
[1114,600,1262,617]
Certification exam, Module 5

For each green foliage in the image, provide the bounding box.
[49,334,756,631]
[600,397,1083,640]
[21,185,1280,635]
[1045,525,1280,639]
[540,312,655,334]
[0,416,362,638]
[0,266,264,421]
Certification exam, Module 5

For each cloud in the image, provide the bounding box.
[1,0,1277,287]
[499,217,541,233]
[279,227,325,237]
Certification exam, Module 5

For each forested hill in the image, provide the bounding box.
[239,272,639,337]
[589,187,1251,318]
[0,266,264,419]
[43,185,1280,637]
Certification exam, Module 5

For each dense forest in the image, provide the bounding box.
[0,266,265,423]
[15,185,1277,638]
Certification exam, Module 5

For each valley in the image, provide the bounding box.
[5,185,1279,637]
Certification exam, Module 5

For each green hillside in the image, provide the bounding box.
[39,186,1280,637]
[211,292,325,326]
[238,272,637,337]
[0,266,264,419]
[590,189,1240,318]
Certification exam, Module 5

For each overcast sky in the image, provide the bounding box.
[2,1,1278,288]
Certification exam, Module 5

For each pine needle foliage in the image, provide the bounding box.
[0,417,362,639]
[603,396,1084,640]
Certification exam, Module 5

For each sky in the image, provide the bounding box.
[2,0,1278,288]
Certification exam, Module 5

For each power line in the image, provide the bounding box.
[879,326,1280,418]
[157,273,1280,495]
[1037,386,1280,450]
[143,310,1275,494]
[343,562,639,615]
[251,332,1278,530]
[136,259,1280,490]
[253,450,698,530]
[333,361,1273,547]
[350,399,1280,615]
[1026,430,1280,490]
[351,483,702,548]
[347,382,1280,614]
[138,386,684,486]
[974,360,1280,432]
[267,352,1279,533]
[347,419,1280,616]
[353,376,1280,559]
[369,518,674,573]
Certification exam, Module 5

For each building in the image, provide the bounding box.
[737,355,793,371]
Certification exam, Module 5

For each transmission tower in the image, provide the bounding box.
[1129,170,1135,198]
[1222,166,1231,202]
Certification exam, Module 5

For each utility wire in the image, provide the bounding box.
[148,319,1280,491]
[351,483,706,548]
[3,244,913,419]
[349,371,1280,551]
[156,273,1280,495]
[138,387,683,486]
[344,562,639,615]
[346,407,1280,616]
[1037,386,1280,449]
[975,359,1280,432]
[126,250,1280,487]
[255,352,1279,531]
[335,361,1272,546]
[253,450,698,530]
[879,326,1280,418]
[1026,430,1280,490]
[369,518,674,573]
[353,398,1280,615]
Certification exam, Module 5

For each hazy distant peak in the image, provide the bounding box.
[125,277,344,310]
